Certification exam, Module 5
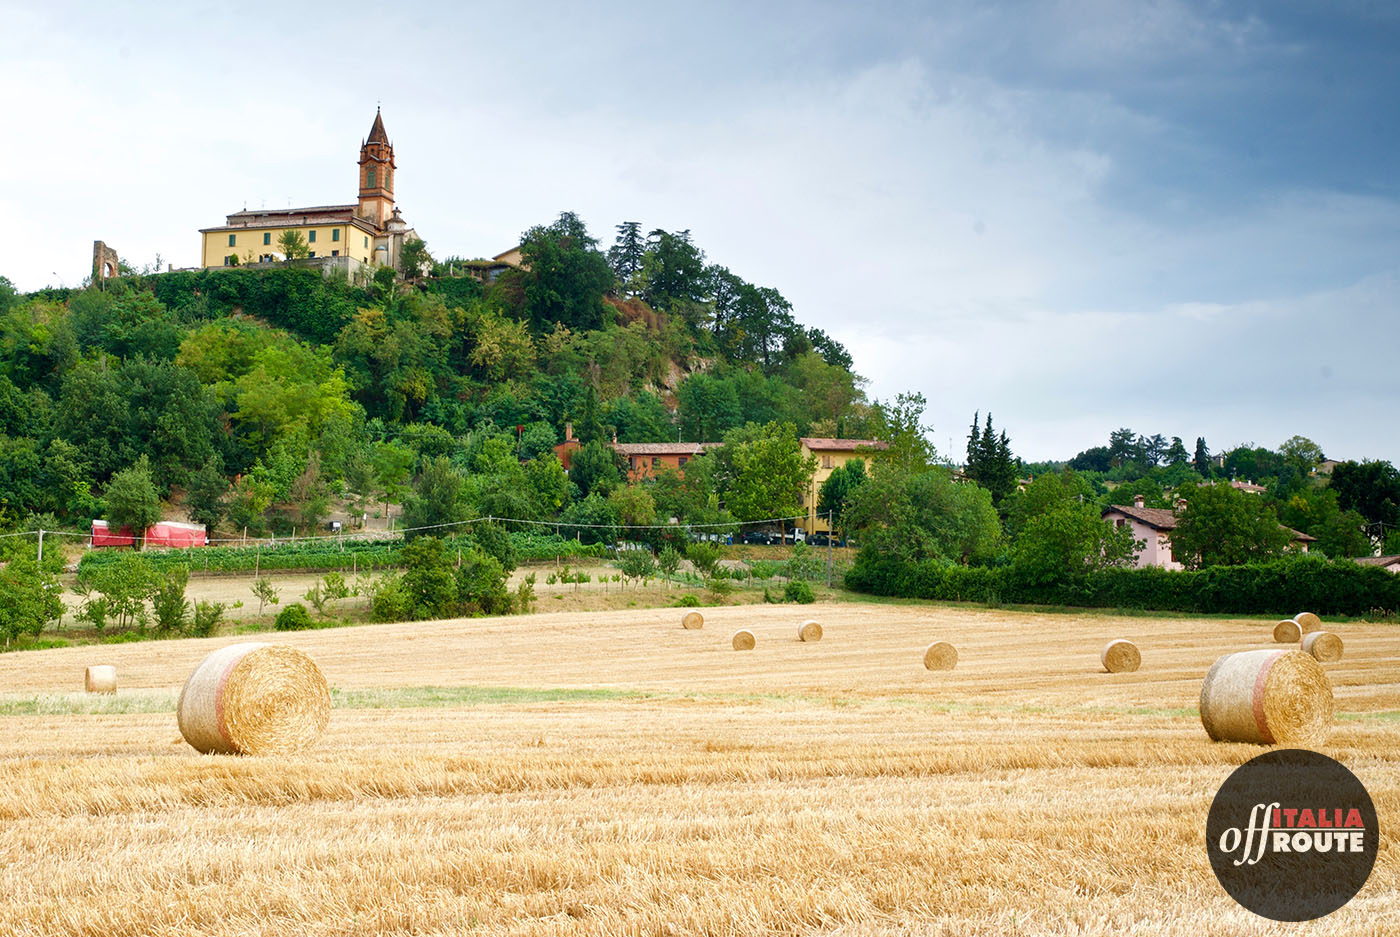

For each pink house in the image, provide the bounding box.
[1101,494,1315,571]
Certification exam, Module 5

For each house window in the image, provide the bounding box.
[308,230,316,243]
[678,457,688,468]
[368,169,376,188]
[822,455,833,468]
[332,229,340,242]
[263,232,271,245]
[228,234,236,247]
[331,250,339,257]
[652,457,661,468]
[364,236,369,248]
[308,251,316,258]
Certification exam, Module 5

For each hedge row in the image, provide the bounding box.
[77,530,605,576]
[845,552,1400,617]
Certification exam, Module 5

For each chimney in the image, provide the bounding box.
[1133,494,1145,508]
[564,421,574,441]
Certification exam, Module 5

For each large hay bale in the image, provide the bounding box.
[732,630,756,651]
[681,611,704,630]
[84,665,117,694]
[797,620,822,642]
[1301,630,1344,663]
[177,642,330,755]
[922,641,957,671]
[1273,619,1302,644]
[1199,649,1333,745]
[1101,639,1141,673]
[1293,611,1322,632]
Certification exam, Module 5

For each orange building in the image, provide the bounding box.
[615,442,720,481]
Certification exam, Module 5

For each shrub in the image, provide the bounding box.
[188,600,226,638]
[674,594,701,607]
[784,580,816,604]
[151,566,191,634]
[275,602,313,631]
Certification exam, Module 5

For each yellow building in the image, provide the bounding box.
[799,437,886,533]
[198,109,418,276]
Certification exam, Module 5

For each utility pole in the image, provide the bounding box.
[825,511,833,588]
[37,528,44,566]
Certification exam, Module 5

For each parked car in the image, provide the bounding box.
[739,531,770,545]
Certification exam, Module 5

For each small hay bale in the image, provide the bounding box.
[1293,611,1322,632]
[1301,630,1344,663]
[84,665,117,694]
[1199,649,1333,745]
[797,620,822,642]
[681,611,704,630]
[922,641,957,671]
[1273,619,1302,644]
[731,630,756,651]
[177,642,330,755]
[1100,639,1141,674]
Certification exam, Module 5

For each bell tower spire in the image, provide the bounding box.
[358,107,395,227]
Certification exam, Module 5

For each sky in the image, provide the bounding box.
[2,0,1397,465]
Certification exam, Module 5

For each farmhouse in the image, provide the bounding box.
[1102,494,1315,571]
[198,109,419,277]
[800,437,886,534]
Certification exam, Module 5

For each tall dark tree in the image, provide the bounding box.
[1193,437,1211,477]
[607,221,646,292]
[518,211,614,332]
[640,229,707,311]
[1165,436,1190,466]
[1329,460,1400,545]
[965,412,1018,507]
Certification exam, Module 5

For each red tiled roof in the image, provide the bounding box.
[612,442,719,456]
[1355,555,1400,567]
[1104,504,1317,542]
[800,437,887,451]
[1102,504,1178,531]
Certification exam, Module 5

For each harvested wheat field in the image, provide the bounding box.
[1,602,1397,936]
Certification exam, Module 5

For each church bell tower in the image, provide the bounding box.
[357,108,396,227]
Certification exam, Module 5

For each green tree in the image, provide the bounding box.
[1279,435,1325,475]
[278,229,309,260]
[0,557,62,646]
[185,461,229,533]
[559,493,620,545]
[251,577,281,616]
[569,439,623,500]
[370,439,416,518]
[518,211,615,332]
[964,411,1018,507]
[817,458,867,536]
[845,465,1003,566]
[151,566,191,634]
[76,552,159,633]
[1170,482,1293,569]
[677,373,741,442]
[607,221,646,292]
[1329,460,1400,545]
[869,392,937,471]
[1012,498,1141,586]
[1165,436,1190,466]
[720,422,816,535]
[401,455,467,537]
[1193,437,1211,477]
[609,485,657,528]
[104,456,162,549]
[399,237,432,278]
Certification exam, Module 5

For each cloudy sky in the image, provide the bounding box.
[4,0,1397,464]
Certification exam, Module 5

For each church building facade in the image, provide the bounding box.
[198,109,418,274]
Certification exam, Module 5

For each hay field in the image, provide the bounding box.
[1,603,1397,935]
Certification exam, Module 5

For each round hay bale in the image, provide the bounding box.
[1293,611,1322,632]
[1199,649,1333,745]
[84,665,117,694]
[177,642,330,755]
[922,641,957,671]
[681,611,704,630]
[1273,619,1302,644]
[797,620,822,642]
[1100,639,1141,674]
[731,630,756,651]
[1301,630,1344,663]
